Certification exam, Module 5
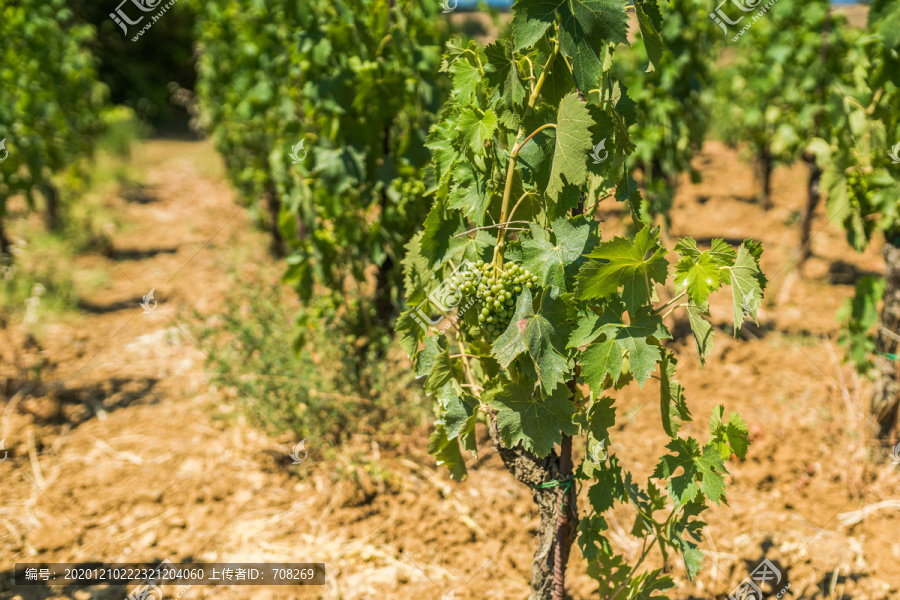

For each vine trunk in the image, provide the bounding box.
[798,155,822,265]
[43,182,61,231]
[264,182,285,257]
[874,240,900,441]
[756,146,773,210]
[489,418,577,600]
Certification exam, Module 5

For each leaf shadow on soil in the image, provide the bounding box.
[828,260,882,286]
[22,377,161,429]
[103,246,180,262]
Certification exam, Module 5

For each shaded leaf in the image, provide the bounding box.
[490,381,578,457]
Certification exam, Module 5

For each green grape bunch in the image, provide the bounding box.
[846,170,874,205]
[445,260,538,341]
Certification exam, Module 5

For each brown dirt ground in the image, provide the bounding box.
[1,137,899,600]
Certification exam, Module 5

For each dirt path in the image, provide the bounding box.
[2,140,899,600]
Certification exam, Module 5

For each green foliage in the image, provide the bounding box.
[819,2,900,372]
[614,0,720,223]
[837,276,887,373]
[196,0,451,350]
[818,1,900,251]
[0,0,108,225]
[716,0,855,194]
[67,0,197,128]
[194,270,426,445]
[401,0,766,594]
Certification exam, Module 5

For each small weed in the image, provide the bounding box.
[193,270,427,446]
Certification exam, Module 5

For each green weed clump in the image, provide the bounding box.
[194,274,427,446]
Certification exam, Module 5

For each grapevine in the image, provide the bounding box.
[614,0,720,228]
[820,0,900,439]
[716,0,853,214]
[0,0,108,254]
[196,0,450,350]
[401,1,767,597]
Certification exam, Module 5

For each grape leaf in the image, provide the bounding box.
[449,57,482,105]
[708,238,738,268]
[634,0,664,72]
[444,386,477,438]
[671,499,707,581]
[558,0,630,93]
[659,350,691,438]
[577,514,610,561]
[609,80,637,153]
[490,381,578,457]
[580,302,668,389]
[675,251,720,305]
[708,404,749,460]
[546,92,594,200]
[420,201,466,267]
[586,554,630,590]
[615,168,644,223]
[401,231,431,305]
[506,217,597,296]
[686,300,714,365]
[448,162,492,226]
[539,39,576,106]
[578,396,616,477]
[585,395,616,447]
[428,423,468,481]
[442,384,479,455]
[397,308,426,359]
[728,243,764,335]
[425,116,459,182]
[587,456,625,512]
[415,335,444,379]
[575,225,668,315]
[458,108,499,153]
[493,287,572,393]
[567,306,605,348]
[511,0,557,51]
[674,237,732,305]
[517,103,559,190]
[425,346,453,394]
[484,39,527,107]
[652,438,726,506]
